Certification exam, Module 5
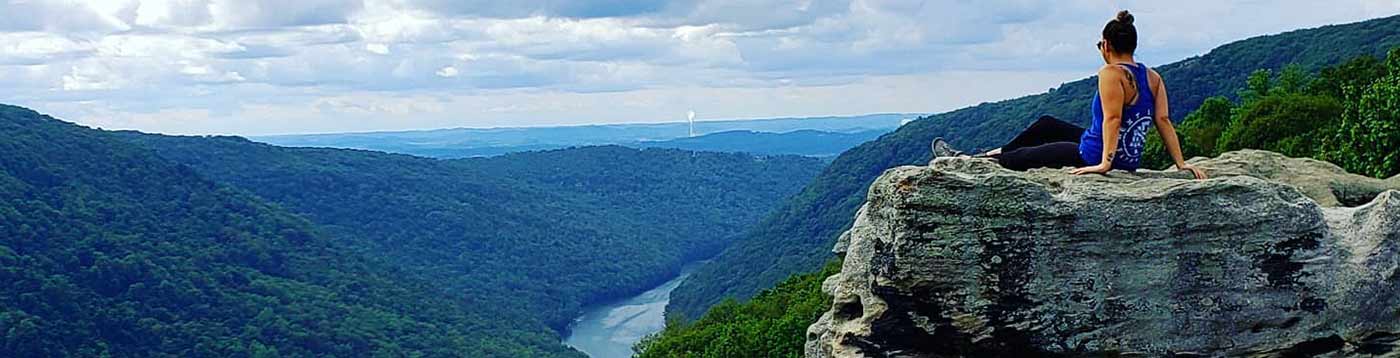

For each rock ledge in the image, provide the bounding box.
[806,150,1400,357]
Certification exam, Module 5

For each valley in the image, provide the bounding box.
[0,105,825,357]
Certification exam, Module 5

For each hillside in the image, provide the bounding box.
[117,132,825,355]
[0,104,573,357]
[635,130,887,157]
[668,13,1400,321]
[252,114,915,158]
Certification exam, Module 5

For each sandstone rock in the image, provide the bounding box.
[1187,150,1400,208]
[806,150,1400,357]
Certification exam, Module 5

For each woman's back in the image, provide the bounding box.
[1080,62,1156,171]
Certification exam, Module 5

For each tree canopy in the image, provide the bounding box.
[2,104,825,357]
[1143,49,1400,179]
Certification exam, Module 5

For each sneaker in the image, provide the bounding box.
[931,137,964,158]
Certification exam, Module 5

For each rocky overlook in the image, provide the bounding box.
[806,150,1400,357]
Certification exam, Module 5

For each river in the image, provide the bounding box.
[563,264,699,358]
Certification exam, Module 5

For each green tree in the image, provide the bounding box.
[1180,97,1238,157]
[1323,48,1400,178]
[1215,93,1343,158]
[1147,62,1347,169]
[1239,69,1274,102]
[248,341,280,358]
[635,261,840,358]
[1309,55,1385,99]
[1275,64,1310,95]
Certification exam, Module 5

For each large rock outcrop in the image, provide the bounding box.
[806,150,1400,357]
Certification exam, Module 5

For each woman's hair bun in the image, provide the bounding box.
[1116,10,1134,25]
[1103,10,1138,53]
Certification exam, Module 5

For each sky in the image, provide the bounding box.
[3,1,1400,135]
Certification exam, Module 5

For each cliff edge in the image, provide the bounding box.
[806,150,1400,357]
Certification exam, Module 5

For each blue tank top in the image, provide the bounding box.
[1079,62,1155,171]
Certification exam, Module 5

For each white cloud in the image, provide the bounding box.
[1,0,1399,135]
[0,32,93,65]
[366,43,391,55]
[206,0,366,29]
[396,0,677,20]
[132,0,214,28]
[0,0,133,32]
[435,65,458,77]
[62,63,125,91]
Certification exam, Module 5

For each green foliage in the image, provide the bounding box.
[1216,93,1342,157]
[1322,48,1400,178]
[1311,54,1387,99]
[0,104,527,357]
[1209,64,1338,159]
[672,14,1400,322]
[1142,96,1236,169]
[1143,49,1398,176]
[1181,97,1238,156]
[1210,64,1344,159]
[1239,69,1274,102]
[634,261,840,358]
[1275,64,1311,95]
[122,132,824,335]
[1,104,825,357]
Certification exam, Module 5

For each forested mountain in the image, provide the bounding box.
[251,114,914,158]
[116,132,824,356]
[0,104,573,357]
[0,102,824,357]
[668,13,1400,321]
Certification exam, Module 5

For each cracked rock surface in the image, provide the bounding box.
[806,150,1400,357]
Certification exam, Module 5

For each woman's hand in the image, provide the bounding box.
[1070,163,1112,175]
[1178,164,1208,180]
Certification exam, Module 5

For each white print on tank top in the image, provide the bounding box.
[1115,108,1153,167]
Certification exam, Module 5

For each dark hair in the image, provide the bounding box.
[1102,10,1137,54]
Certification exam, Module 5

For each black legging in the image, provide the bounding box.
[996,116,1089,171]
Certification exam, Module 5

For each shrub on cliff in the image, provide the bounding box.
[634,261,840,358]
[1322,48,1400,178]
[1145,49,1400,179]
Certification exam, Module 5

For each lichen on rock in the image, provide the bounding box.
[806,150,1400,357]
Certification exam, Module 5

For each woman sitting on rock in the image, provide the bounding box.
[932,10,1207,180]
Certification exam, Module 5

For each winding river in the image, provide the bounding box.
[564,264,699,358]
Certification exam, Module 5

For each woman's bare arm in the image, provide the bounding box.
[1149,69,1207,179]
[1071,65,1124,175]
